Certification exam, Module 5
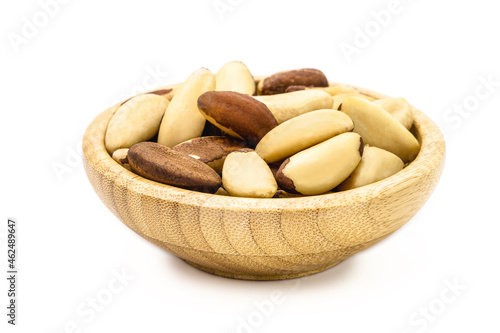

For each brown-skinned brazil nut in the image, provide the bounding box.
[172,136,249,173]
[257,68,328,95]
[197,91,278,146]
[127,142,221,193]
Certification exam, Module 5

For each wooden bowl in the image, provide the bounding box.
[82,83,445,280]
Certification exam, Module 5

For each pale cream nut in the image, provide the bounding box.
[276,132,363,195]
[157,68,215,147]
[255,109,354,163]
[374,97,414,130]
[280,85,373,110]
[222,150,278,198]
[215,61,255,95]
[254,90,333,124]
[338,146,404,191]
[284,84,360,96]
[333,93,373,110]
[339,96,420,162]
[105,94,169,153]
[317,84,359,96]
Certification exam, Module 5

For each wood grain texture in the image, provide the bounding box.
[82,82,446,280]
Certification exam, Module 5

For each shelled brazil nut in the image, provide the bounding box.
[276,132,364,195]
[373,97,414,130]
[105,94,169,153]
[104,61,421,198]
[254,90,333,124]
[337,146,404,191]
[339,96,420,162]
[215,61,255,95]
[157,68,215,147]
[255,109,353,163]
[222,149,278,198]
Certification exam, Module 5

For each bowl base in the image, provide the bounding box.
[183,260,342,281]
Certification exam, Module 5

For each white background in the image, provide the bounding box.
[1,0,499,332]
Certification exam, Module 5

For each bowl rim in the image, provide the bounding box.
[82,82,446,211]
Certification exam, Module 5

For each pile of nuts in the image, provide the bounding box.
[105,61,420,198]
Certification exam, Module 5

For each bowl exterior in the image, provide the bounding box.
[82,85,445,280]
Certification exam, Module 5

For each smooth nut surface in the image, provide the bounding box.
[197,91,278,146]
[172,136,249,173]
[374,97,414,130]
[276,132,363,195]
[338,146,404,191]
[280,84,374,110]
[127,142,221,193]
[255,109,354,163]
[318,84,359,96]
[285,84,359,95]
[105,94,169,153]
[340,96,420,162]
[222,150,278,198]
[257,68,328,95]
[215,61,255,95]
[333,93,373,110]
[157,68,215,147]
[254,90,333,124]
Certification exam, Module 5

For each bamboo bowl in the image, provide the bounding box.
[83,83,445,280]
